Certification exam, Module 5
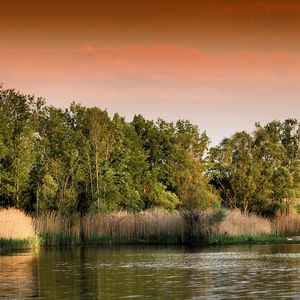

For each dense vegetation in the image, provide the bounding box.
[0,87,299,218]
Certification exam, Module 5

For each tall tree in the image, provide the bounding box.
[0,88,43,209]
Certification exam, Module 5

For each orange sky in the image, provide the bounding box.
[1,0,300,143]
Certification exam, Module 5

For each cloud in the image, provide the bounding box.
[1,45,300,85]
[1,44,300,143]
[1,44,300,108]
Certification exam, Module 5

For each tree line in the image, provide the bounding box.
[0,87,299,217]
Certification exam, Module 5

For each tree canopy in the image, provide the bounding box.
[0,87,299,217]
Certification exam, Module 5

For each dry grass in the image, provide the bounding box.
[35,209,185,244]
[272,214,300,235]
[34,211,80,237]
[6,207,300,247]
[0,208,35,239]
[34,209,284,245]
[91,209,184,242]
[33,211,80,245]
[216,209,272,236]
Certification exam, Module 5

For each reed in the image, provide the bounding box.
[0,237,40,250]
[5,207,300,248]
[35,209,186,245]
[34,211,80,245]
[272,214,300,235]
[0,208,35,239]
[105,209,183,243]
[208,209,281,245]
[215,209,272,236]
[33,209,286,246]
[0,208,38,250]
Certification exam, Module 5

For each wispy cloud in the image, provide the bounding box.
[1,45,299,142]
[1,45,300,89]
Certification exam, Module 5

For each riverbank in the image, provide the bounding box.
[2,208,300,250]
[2,233,300,250]
[0,208,38,250]
[0,237,40,250]
[208,234,296,245]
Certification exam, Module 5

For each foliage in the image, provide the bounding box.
[0,87,216,214]
[209,120,300,217]
[0,86,299,218]
[0,237,40,250]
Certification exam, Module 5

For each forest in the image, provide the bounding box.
[0,87,299,218]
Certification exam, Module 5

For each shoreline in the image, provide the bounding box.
[2,208,300,251]
[1,234,300,251]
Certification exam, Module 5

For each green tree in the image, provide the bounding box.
[0,87,43,209]
[210,120,300,217]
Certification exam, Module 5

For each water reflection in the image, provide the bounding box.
[1,244,300,299]
[0,249,39,299]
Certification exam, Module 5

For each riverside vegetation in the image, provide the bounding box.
[1,208,300,249]
[0,86,300,248]
[0,208,39,249]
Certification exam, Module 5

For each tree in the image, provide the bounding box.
[0,87,43,209]
[209,131,257,213]
[209,120,300,217]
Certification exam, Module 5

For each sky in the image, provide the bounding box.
[1,0,300,144]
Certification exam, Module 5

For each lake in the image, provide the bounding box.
[1,244,300,299]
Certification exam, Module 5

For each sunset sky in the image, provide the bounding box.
[1,0,300,143]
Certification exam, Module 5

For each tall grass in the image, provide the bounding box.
[82,209,186,244]
[0,208,38,250]
[34,211,80,245]
[272,214,300,235]
[0,208,35,239]
[209,209,276,245]
[35,209,187,245]
[32,209,300,246]
[36,209,275,246]
[5,207,300,248]
[216,209,272,236]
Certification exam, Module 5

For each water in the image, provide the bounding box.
[1,244,300,299]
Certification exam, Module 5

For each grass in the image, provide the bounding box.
[208,210,300,245]
[82,210,185,244]
[0,236,40,250]
[208,209,300,245]
[208,233,288,245]
[0,208,35,239]
[216,209,272,236]
[0,208,38,250]
[33,211,81,246]
[273,214,300,235]
[35,209,186,246]
[34,209,294,246]
[4,208,300,249]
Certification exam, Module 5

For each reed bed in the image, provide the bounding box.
[0,208,35,239]
[216,209,272,236]
[33,209,286,246]
[0,208,38,250]
[209,209,277,245]
[35,209,186,245]
[6,207,300,248]
[34,211,81,245]
[272,214,300,235]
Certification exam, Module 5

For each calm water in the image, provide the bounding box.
[1,244,300,299]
